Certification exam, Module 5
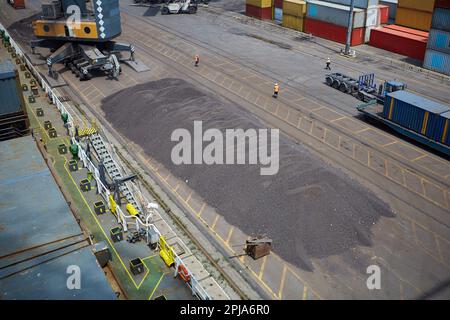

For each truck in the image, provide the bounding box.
[325,72,407,104]
[357,91,450,156]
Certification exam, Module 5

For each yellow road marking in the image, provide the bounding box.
[226,227,234,244]
[148,274,165,300]
[258,256,268,280]
[211,214,220,230]
[277,265,287,299]
[302,286,308,300]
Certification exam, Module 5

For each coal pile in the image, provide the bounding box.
[101,78,394,270]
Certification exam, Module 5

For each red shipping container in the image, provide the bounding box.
[369,27,427,61]
[246,4,272,20]
[304,18,365,46]
[435,0,450,9]
[384,25,429,38]
[8,0,25,9]
[274,0,283,8]
[378,5,389,24]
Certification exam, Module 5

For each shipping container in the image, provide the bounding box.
[440,111,450,146]
[435,0,450,9]
[423,48,450,75]
[378,4,390,24]
[427,29,450,54]
[383,91,449,136]
[369,27,427,60]
[282,14,304,31]
[431,8,450,32]
[305,17,365,45]
[316,0,379,9]
[246,0,272,8]
[384,24,429,37]
[274,7,283,21]
[398,0,435,12]
[366,5,380,27]
[0,60,24,116]
[306,0,366,28]
[380,0,398,20]
[8,0,25,9]
[274,0,283,8]
[426,110,450,144]
[246,4,273,19]
[283,0,306,17]
[396,7,433,31]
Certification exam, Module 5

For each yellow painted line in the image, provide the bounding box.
[277,265,287,299]
[148,274,165,300]
[382,141,397,147]
[258,255,268,280]
[302,286,308,300]
[411,154,427,162]
[355,127,370,133]
[226,227,234,244]
[185,191,193,203]
[197,203,206,217]
[211,214,220,230]
[62,157,142,289]
[330,116,346,123]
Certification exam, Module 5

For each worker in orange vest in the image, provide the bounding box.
[273,82,279,98]
[194,55,199,67]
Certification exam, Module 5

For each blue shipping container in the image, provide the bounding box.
[427,110,450,145]
[423,49,450,76]
[427,29,450,55]
[441,111,450,146]
[0,60,23,116]
[319,0,379,9]
[431,7,450,33]
[383,91,449,136]
[380,0,397,20]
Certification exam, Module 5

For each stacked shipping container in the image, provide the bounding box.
[383,91,450,146]
[246,0,273,20]
[396,0,435,31]
[282,0,307,31]
[380,0,398,21]
[423,2,450,76]
[304,0,370,46]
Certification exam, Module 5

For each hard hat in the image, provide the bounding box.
[275,82,278,85]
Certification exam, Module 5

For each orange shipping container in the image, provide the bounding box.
[396,7,433,31]
[398,0,435,13]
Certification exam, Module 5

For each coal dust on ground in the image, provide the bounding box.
[101,78,394,271]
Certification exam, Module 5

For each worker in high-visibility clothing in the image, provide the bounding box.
[194,55,199,67]
[325,57,331,70]
[273,82,279,98]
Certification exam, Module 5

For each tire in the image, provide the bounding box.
[188,6,197,14]
[339,83,348,93]
[357,92,364,101]
[161,7,169,15]
[332,80,339,89]
[325,76,333,86]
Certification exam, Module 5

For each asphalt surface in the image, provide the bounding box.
[101,78,394,271]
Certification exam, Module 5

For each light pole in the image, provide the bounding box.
[344,0,356,55]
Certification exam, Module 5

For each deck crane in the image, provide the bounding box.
[30,0,140,80]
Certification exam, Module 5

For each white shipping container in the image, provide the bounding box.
[366,5,380,27]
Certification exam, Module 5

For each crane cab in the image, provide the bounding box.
[33,0,122,42]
